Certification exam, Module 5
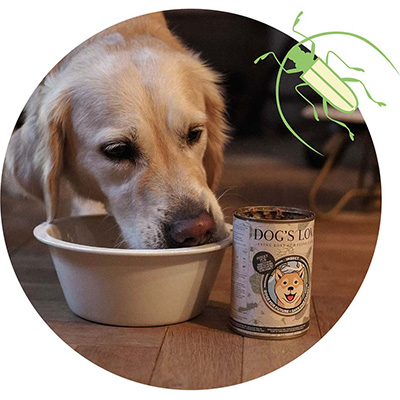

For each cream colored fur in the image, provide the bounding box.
[4,12,229,249]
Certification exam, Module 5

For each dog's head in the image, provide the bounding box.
[274,265,305,308]
[21,31,229,249]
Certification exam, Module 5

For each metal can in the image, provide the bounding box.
[229,206,315,339]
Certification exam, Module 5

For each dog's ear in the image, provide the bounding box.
[38,90,71,221]
[201,70,229,191]
[275,269,283,281]
[297,265,305,280]
[4,86,70,221]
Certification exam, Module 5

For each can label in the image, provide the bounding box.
[230,209,314,338]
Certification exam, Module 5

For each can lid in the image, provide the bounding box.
[233,206,315,223]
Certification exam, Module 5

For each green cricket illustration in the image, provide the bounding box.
[254,11,399,155]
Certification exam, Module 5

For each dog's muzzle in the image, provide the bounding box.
[166,212,216,247]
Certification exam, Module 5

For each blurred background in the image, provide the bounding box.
[164,9,381,219]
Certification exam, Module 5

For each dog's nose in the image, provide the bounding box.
[288,286,294,291]
[169,212,215,247]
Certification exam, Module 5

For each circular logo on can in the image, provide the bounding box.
[261,255,310,315]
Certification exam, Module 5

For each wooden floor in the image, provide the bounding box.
[2,153,380,389]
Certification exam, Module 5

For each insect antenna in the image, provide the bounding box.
[292,11,316,55]
[292,11,307,39]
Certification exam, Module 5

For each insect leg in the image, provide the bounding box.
[310,41,316,59]
[322,98,355,140]
[254,51,302,74]
[343,78,386,106]
[326,51,364,72]
[295,83,319,121]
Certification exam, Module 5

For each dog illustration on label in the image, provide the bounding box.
[274,263,305,309]
[262,256,310,314]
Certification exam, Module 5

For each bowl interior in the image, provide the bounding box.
[37,215,233,255]
[47,215,127,248]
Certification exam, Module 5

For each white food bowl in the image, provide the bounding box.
[33,215,232,327]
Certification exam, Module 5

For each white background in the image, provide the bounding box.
[1,0,399,398]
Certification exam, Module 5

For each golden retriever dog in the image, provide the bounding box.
[3,12,229,249]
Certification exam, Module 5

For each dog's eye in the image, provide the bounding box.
[283,281,288,285]
[187,128,203,145]
[100,141,137,162]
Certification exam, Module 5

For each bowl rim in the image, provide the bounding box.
[33,215,233,256]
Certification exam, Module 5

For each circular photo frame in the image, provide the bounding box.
[2,7,384,391]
